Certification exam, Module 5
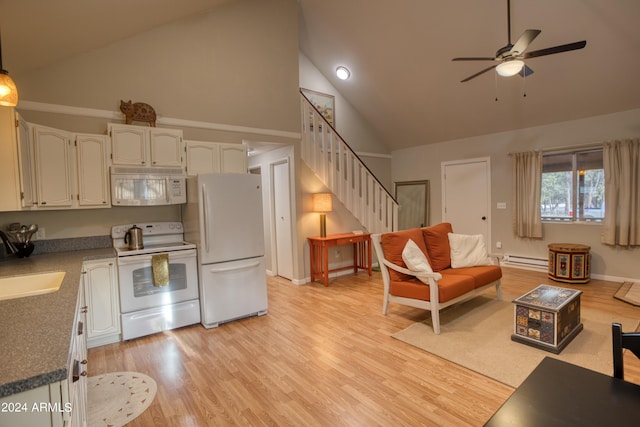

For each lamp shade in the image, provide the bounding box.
[0,72,18,107]
[312,193,333,213]
[496,60,524,77]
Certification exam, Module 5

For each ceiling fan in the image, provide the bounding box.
[452,0,586,83]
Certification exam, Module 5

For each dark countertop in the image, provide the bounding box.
[0,248,115,398]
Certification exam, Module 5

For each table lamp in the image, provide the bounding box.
[312,193,332,237]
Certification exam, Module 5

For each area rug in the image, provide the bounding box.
[614,282,640,306]
[87,372,157,427]
[392,295,639,388]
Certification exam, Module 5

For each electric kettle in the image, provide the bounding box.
[124,225,144,250]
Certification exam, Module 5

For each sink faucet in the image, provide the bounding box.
[0,231,17,255]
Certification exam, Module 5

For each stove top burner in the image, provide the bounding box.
[112,222,196,257]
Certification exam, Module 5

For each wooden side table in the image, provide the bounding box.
[548,243,591,284]
[308,232,372,286]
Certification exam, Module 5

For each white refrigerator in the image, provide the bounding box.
[182,173,268,328]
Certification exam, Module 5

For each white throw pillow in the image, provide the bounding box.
[448,233,490,268]
[402,239,433,284]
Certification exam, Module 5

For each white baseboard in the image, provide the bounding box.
[502,263,639,284]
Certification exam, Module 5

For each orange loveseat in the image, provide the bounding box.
[371,223,503,334]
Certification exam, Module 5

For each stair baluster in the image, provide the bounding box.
[300,91,397,234]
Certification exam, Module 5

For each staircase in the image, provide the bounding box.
[300,91,398,234]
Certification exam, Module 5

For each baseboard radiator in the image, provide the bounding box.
[502,254,548,271]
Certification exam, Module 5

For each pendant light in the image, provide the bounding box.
[0,30,18,107]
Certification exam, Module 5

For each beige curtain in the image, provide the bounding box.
[513,151,542,238]
[602,138,640,246]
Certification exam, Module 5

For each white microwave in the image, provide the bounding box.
[110,167,187,206]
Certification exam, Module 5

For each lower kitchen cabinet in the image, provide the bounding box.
[0,381,71,427]
[0,283,88,427]
[83,259,121,348]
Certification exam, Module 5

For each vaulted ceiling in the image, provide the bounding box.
[2,0,639,151]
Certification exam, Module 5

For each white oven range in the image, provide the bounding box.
[112,222,200,340]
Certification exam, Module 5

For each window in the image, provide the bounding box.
[540,149,604,222]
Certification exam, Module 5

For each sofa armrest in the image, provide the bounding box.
[381,258,443,281]
[486,254,502,266]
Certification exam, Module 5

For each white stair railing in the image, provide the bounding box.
[300,92,398,234]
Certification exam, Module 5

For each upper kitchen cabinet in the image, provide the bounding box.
[109,123,183,167]
[33,124,74,207]
[23,123,111,209]
[17,114,36,208]
[76,134,111,207]
[185,140,247,176]
[0,107,22,211]
[220,143,248,173]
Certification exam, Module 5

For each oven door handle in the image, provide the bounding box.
[208,261,261,274]
[202,184,210,254]
[116,249,197,264]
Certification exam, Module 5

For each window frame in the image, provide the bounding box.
[540,147,604,224]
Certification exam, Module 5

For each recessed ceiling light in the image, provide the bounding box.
[336,66,351,80]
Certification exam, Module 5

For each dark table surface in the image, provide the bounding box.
[485,356,640,427]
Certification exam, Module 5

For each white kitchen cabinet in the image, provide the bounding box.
[219,143,248,173]
[0,381,68,427]
[28,124,110,210]
[0,283,87,427]
[185,140,247,176]
[109,123,183,167]
[33,124,74,207]
[0,107,22,211]
[83,258,121,348]
[68,282,88,427]
[185,140,221,176]
[17,113,36,208]
[75,134,110,207]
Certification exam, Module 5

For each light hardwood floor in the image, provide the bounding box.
[89,267,640,426]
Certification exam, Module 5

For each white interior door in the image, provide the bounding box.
[442,158,491,248]
[272,161,294,280]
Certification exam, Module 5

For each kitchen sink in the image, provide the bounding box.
[0,271,66,301]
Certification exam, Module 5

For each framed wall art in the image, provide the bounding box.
[301,88,335,127]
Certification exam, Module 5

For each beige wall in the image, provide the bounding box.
[1,0,301,241]
[16,0,300,134]
[298,53,393,192]
[392,108,640,280]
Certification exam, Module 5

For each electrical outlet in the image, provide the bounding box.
[35,228,46,240]
[496,241,502,249]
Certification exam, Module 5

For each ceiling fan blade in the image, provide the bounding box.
[460,64,498,83]
[510,29,542,55]
[523,40,587,59]
[452,57,496,61]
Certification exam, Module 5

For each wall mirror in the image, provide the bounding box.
[395,180,430,229]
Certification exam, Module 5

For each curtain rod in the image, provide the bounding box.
[508,141,604,156]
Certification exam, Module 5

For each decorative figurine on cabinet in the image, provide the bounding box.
[119,100,157,127]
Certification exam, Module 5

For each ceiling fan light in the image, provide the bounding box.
[0,71,18,107]
[336,66,350,80]
[496,60,524,77]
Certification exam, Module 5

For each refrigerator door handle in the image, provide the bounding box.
[202,184,210,253]
[208,261,261,274]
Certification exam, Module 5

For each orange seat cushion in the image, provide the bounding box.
[443,265,502,289]
[422,222,453,271]
[389,274,475,303]
[380,228,431,282]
